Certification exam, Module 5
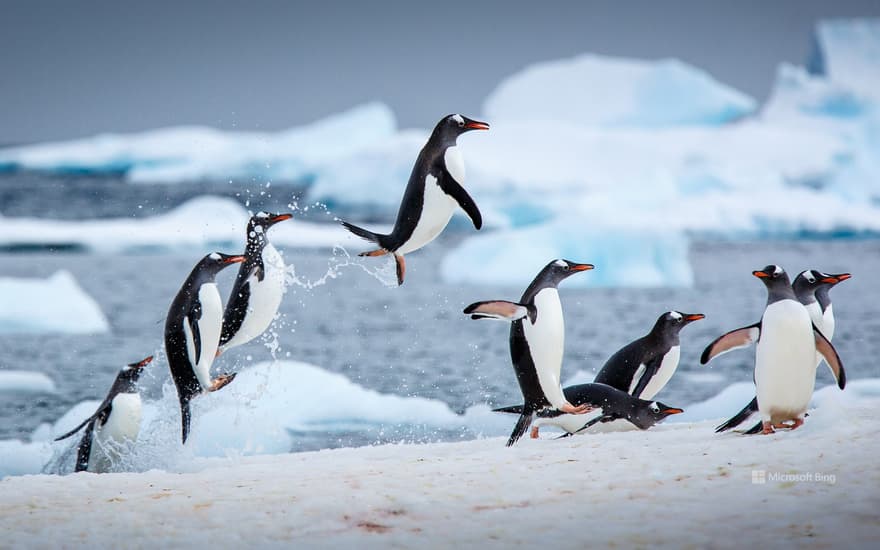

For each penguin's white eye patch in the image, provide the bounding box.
[669,311,682,321]
[452,114,464,126]
[256,212,270,219]
[773,265,783,275]
[209,252,221,261]
[554,259,567,267]
[650,402,660,413]
[805,273,816,283]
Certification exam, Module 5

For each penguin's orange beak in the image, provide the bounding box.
[225,255,246,264]
[663,408,684,415]
[271,213,293,224]
[824,273,851,284]
[569,263,594,272]
[753,270,770,278]
[128,355,154,369]
[685,314,705,322]
[464,120,490,130]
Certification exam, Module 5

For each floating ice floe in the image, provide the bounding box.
[0,271,109,334]
[0,102,396,183]
[0,196,375,253]
[0,371,57,394]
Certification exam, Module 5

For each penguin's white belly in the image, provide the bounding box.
[804,302,826,368]
[638,346,680,401]
[89,393,141,473]
[822,305,835,340]
[537,409,602,434]
[187,283,223,389]
[523,288,567,409]
[755,300,816,422]
[222,245,286,350]
[396,174,457,255]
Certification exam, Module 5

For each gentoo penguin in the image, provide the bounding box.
[593,311,705,400]
[218,211,293,354]
[494,382,683,438]
[165,252,245,443]
[53,355,153,472]
[464,259,594,446]
[341,113,489,285]
[715,269,851,433]
[701,265,845,435]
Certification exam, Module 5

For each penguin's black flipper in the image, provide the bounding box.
[340,220,388,248]
[439,174,482,230]
[744,421,763,435]
[493,404,524,415]
[572,415,609,435]
[715,396,758,433]
[180,396,193,444]
[813,327,846,389]
[74,420,96,472]
[506,411,534,447]
[220,279,251,346]
[185,303,203,367]
[464,301,536,323]
[700,323,761,364]
[630,355,663,398]
[54,401,112,441]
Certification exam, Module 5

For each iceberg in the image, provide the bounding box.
[0,271,109,334]
[0,103,396,183]
[0,371,57,394]
[809,18,880,99]
[0,195,374,253]
[484,54,756,128]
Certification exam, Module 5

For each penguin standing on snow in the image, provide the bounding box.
[702,265,845,435]
[218,211,293,355]
[165,252,245,443]
[53,355,153,472]
[715,269,850,433]
[341,114,489,285]
[593,311,705,400]
[494,382,684,438]
[464,259,594,446]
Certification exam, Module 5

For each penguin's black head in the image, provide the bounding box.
[538,259,594,286]
[654,311,705,337]
[793,269,851,305]
[198,252,246,275]
[247,212,293,242]
[116,355,153,390]
[753,264,791,286]
[433,114,490,144]
[633,400,684,429]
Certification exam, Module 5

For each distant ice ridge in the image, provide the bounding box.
[0,102,396,183]
[0,371,57,393]
[0,271,109,334]
[0,196,374,253]
[484,53,757,127]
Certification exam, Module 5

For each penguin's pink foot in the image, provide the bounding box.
[394,254,406,286]
[530,425,540,439]
[560,402,593,415]
[359,249,388,258]
[789,418,804,430]
[761,421,775,435]
[209,373,237,392]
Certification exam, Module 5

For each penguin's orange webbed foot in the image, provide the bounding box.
[560,402,593,415]
[208,373,237,392]
[359,249,388,257]
[761,421,775,435]
[530,425,540,439]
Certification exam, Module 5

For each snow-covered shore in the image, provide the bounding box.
[3,399,878,548]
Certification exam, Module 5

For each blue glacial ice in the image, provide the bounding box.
[0,271,109,334]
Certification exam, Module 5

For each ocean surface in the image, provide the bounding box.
[1,175,877,454]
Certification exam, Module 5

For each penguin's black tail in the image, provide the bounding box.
[715,396,759,433]
[744,421,763,435]
[493,404,524,415]
[506,410,535,447]
[340,220,389,249]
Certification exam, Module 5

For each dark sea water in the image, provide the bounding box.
[0,176,877,449]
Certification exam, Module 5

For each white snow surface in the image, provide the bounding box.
[0,371,57,394]
[0,271,109,334]
[0,196,377,252]
[2,377,878,547]
[484,53,757,127]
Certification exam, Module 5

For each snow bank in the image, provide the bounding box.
[0,371,57,394]
[0,196,370,253]
[2,390,878,548]
[0,103,395,183]
[0,271,109,334]
[484,54,756,127]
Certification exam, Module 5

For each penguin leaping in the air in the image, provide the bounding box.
[219,211,293,355]
[54,355,153,472]
[593,310,704,400]
[715,269,850,433]
[341,113,489,285]
[464,259,595,446]
[494,382,684,438]
[702,265,845,435]
[165,252,245,443]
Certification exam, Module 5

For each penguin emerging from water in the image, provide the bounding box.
[53,355,153,472]
[593,311,704,400]
[464,259,594,446]
[218,211,293,355]
[341,114,489,285]
[494,382,684,438]
[165,252,245,443]
[715,269,850,433]
[702,265,845,435]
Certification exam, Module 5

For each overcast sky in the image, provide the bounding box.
[1,0,879,143]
